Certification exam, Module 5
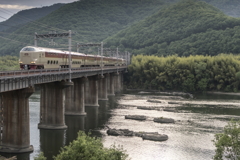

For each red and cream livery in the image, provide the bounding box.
[19,46,126,70]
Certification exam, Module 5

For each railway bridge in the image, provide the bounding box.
[0,66,127,153]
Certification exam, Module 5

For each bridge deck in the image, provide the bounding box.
[0,66,127,93]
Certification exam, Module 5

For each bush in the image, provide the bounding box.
[213,120,240,160]
[34,152,46,160]
[53,131,128,160]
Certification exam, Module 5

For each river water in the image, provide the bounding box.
[1,90,240,160]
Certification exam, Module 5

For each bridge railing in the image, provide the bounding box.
[0,66,127,78]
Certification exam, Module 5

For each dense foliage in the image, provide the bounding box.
[0,56,19,71]
[105,0,240,56]
[213,120,240,160]
[126,54,240,92]
[53,131,128,160]
[0,0,172,56]
[34,152,46,160]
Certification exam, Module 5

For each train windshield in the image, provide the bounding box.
[21,47,36,52]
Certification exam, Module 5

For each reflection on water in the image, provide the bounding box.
[39,130,65,160]
[65,116,85,145]
[1,91,240,160]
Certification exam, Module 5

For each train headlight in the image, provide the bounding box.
[19,61,23,64]
[31,61,36,64]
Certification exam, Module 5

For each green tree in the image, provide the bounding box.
[34,152,46,160]
[213,120,240,160]
[53,131,128,160]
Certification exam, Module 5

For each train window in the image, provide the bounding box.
[48,60,50,64]
[51,61,52,64]
[54,61,55,64]
[56,61,58,64]
[21,47,36,51]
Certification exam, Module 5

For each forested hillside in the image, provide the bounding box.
[105,0,240,56]
[0,3,64,32]
[0,0,174,56]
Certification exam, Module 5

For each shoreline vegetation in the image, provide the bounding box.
[125,54,240,93]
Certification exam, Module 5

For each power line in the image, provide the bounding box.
[0,7,68,33]
[0,35,29,45]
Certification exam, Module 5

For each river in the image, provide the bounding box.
[1,90,240,160]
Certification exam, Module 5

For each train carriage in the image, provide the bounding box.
[19,46,126,70]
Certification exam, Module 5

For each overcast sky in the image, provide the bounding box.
[0,0,77,22]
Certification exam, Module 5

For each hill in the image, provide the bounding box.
[0,0,174,56]
[0,3,64,32]
[104,0,240,56]
[203,0,240,17]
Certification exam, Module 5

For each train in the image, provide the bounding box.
[19,46,126,70]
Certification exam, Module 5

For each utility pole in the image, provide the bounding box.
[68,30,72,82]
[117,47,118,73]
[77,43,79,53]
[34,32,37,47]
[34,31,72,81]
[101,42,103,77]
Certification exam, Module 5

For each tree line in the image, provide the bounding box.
[126,54,240,92]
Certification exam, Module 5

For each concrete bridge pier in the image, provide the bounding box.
[119,72,123,91]
[38,81,73,129]
[107,73,115,96]
[98,75,108,101]
[85,76,99,107]
[65,78,86,116]
[0,87,35,153]
[114,72,120,93]
[114,72,124,93]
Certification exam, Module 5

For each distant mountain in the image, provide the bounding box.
[0,0,174,56]
[104,0,240,56]
[0,3,64,32]
[1,0,240,57]
[202,0,240,17]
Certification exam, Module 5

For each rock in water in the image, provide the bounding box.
[147,99,162,103]
[142,134,168,141]
[153,117,175,123]
[125,115,146,120]
[137,106,155,110]
[107,129,124,136]
[107,129,134,136]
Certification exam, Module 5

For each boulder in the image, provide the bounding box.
[107,129,134,136]
[163,108,176,112]
[107,129,124,136]
[135,131,159,137]
[107,129,169,142]
[153,117,175,123]
[137,106,155,110]
[168,101,180,104]
[147,99,162,103]
[125,115,146,121]
[142,134,168,141]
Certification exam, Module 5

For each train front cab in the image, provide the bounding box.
[19,47,43,70]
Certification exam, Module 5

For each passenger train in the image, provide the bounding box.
[19,46,126,70]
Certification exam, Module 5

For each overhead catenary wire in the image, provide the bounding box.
[0,7,68,33]
[0,7,100,50]
[0,35,30,45]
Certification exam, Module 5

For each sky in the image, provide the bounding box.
[0,0,77,22]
